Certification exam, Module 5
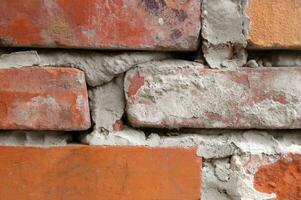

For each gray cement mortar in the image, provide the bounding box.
[248,51,301,67]
[83,128,301,159]
[201,0,249,68]
[0,50,170,87]
[89,75,125,132]
[0,131,71,146]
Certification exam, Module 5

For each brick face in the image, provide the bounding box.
[125,62,301,129]
[0,146,201,200]
[0,0,201,50]
[0,67,90,131]
[248,0,301,49]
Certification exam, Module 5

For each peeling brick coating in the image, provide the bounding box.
[0,67,90,131]
[248,0,301,49]
[125,60,301,129]
[251,154,301,200]
[0,0,201,50]
[0,146,201,200]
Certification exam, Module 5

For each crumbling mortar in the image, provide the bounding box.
[0,130,73,146]
[201,0,248,69]
[247,50,301,68]
[0,50,170,87]
[202,154,277,200]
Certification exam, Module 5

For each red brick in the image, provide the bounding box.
[245,154,301,200]
[248,0,301,49]
[0,146,201,200]
[0,0,201,50]
[0,67,90,131]
[125,62,301,129]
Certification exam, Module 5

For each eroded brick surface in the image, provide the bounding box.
[0,146,201,200]
[0,0,201,50]
[244,154,301,200]
[0,67,90,130]
[125,61,301,129]
[248,0,301,49]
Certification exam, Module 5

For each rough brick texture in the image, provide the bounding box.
[248,0,301,49]
[0,0,201,50]
[1,0,301,198]
[245,154,301,200]
[0,146,201,200]
[125,61,301,129]
[0,67,90,131]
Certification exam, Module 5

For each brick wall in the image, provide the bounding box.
[0,0,300,199]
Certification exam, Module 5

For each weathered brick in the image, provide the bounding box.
[125,60,301,129]
[0,67,90,131]
[245,154,301,200]
[247,0,301,49]
[0,0,201,50]
[0,146,201,200]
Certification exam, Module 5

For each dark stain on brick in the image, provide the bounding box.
[140,0,166,15]
[170,29,182,40]
[0,38,7,46]
[172,9,188,22]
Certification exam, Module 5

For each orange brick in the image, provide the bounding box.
[253,154,301,200]
[0,0,201,50]
[248,0,301,49]
[0,146,201,200]
[0,67,90,131]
